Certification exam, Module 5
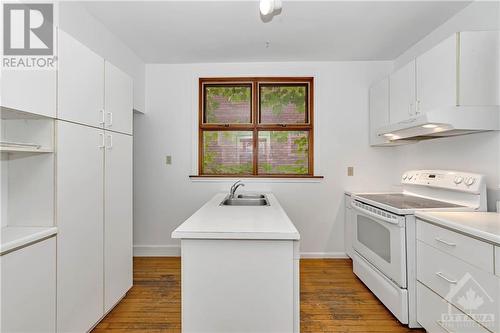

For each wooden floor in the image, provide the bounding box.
[93,257,423,333]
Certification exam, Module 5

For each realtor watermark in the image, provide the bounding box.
[439,272,496,332]
[2,3,56,69]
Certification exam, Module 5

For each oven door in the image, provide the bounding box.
[351,200,407,288]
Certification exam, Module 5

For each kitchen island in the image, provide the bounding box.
[172,193,300,333]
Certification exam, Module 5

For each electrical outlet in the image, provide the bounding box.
[347,166,354,177]
[166,155,172,165]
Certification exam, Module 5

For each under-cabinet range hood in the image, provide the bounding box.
[377,106,500,141]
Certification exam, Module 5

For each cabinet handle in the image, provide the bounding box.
[435,237,457,247]
[98,133,105,149]
[436,272,457,284]
[436,320,455,333]
[99,110,105,125]
[106,134,113,149]
[416,100,421,114]
[107,112,113,127]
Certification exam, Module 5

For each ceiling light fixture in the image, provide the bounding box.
[260,0,282,16]
[422,124,438,129]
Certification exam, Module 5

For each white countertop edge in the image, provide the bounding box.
[415,212,500,246]
[172,231,300,240]
[1,226,58,255]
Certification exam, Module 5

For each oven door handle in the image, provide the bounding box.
[351,202,400,225]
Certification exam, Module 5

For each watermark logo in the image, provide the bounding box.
[2,3,56,69]
[440,272,496,332]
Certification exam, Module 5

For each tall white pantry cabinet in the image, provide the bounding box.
[57,30,133,332]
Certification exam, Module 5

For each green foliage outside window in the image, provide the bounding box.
[260,86,306,116]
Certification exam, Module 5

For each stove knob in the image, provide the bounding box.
[408,175,413,180]
[402,174,408,180]
[454,176,463,184]
[465,177,475,186]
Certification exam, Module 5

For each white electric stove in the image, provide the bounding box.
[350,170,487,327]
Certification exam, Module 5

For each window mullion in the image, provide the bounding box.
[252,81,258,175]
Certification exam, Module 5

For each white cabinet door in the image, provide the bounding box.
[56,121,104,332]
[58,30,104,128]
[1,237,56,333]
[104,131,133,312]
[389,60,415,124]
[1,69,56,117]
[105,62,133,135]
[369,78,390,145]
[459,31,500,106]
[416,34,457,114]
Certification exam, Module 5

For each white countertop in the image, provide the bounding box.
[172,193,300,240]
[415,211,500,245]
[1,226,58,255]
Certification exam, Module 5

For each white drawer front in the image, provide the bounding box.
[417,240,500,332]
[417,219,494,273]
[496,247,500,278]
[417,282,490,333]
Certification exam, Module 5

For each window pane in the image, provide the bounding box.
[258,131,309,175]
[204,85,251,124]
[260,85,307,124]
[202,131,253,174]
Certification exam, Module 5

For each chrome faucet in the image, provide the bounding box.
[229,180,245,198]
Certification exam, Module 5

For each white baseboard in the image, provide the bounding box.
[300,252,349,259]
[133,245,348,259]
[133,245,180,257]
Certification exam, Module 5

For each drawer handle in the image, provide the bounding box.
[436,272,457,284]
[436,320,455,333]
[435,237,456,247]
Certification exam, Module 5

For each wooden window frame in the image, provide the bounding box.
[198,77,315,178]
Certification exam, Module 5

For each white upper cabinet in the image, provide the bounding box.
[1,69,56,118]
[58,30,105,128]
[389,60,416,124]
[416,34,457,114]
[369,78,390,145]
[459,31,500,106]
[383,30,499,130]
[105,62,133,135]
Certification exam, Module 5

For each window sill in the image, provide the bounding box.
[189,175,324,183]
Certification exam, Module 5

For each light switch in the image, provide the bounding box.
[166,155,172,165]
[347,166,354,177]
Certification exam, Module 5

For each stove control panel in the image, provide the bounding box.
[401,170,485,193]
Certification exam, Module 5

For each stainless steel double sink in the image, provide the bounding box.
[220,194,270,206]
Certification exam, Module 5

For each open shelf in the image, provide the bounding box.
[0,141,53,154]
[1,106,53,120]
[0,147,54,153]
[1,226,58,255]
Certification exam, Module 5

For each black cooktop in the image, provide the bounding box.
[356,193,465,210]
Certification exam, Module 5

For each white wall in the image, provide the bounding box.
[393,1,500,211]
[134,0,500,257]
[133,61,397,256]
[58,2,146,112]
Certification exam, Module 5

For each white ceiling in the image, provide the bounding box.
[82,1,471,63]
